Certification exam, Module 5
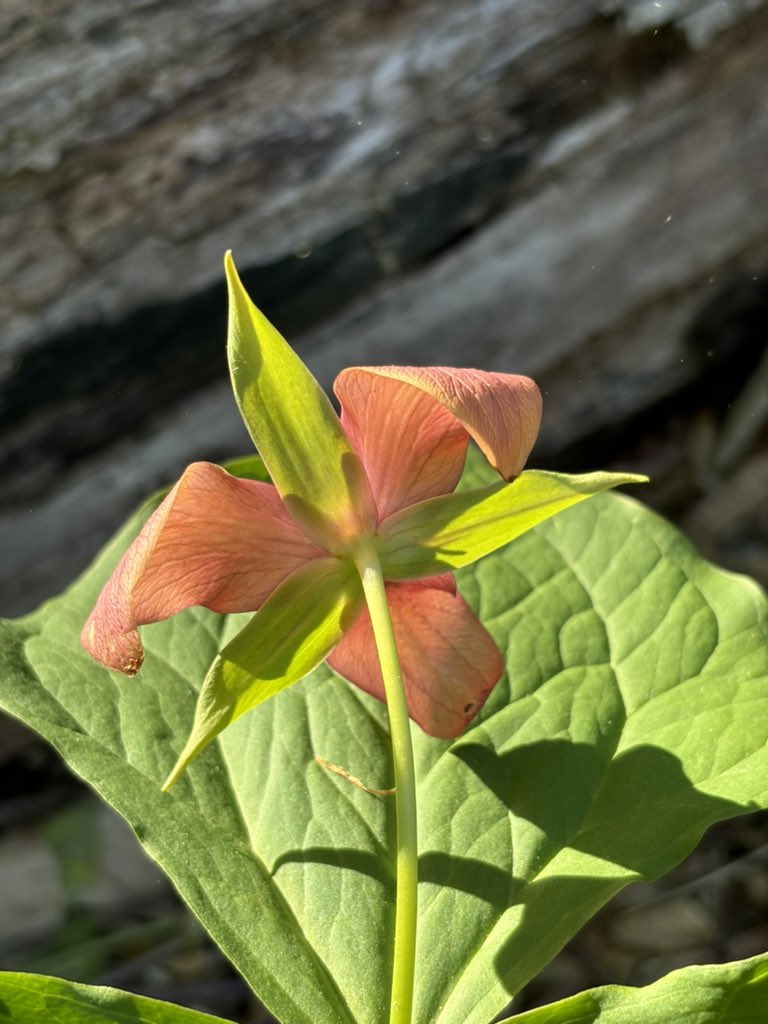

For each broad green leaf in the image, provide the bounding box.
[498,952,768,1022]
[0,971,233,1023]
[379,470,647,578]
[1,454,767,1024]
[225,253,374,548]
[164,557,363,788]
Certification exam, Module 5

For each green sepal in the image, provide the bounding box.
[225,252,374,550]
[378,469,648,578]
[163,556,362,789]
[498,952,768,1023]
[0,971,234,1023]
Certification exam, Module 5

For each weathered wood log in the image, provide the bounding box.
[1,0,767,613]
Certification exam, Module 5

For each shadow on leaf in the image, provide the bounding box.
[471,740,754,1002]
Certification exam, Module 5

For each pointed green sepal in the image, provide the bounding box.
[225,252,375,550]
[163,557,362,789]
[378,469,648,578]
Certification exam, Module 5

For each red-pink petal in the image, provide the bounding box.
[81,462,323,675]
[334,366,542,519]
[327,575,504,738]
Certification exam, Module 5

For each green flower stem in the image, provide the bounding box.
[354,541,418,1024]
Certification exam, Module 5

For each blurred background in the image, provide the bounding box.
[1,0,767,1020]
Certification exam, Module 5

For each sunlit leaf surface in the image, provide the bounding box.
[499,953,768,1023]
[1,453,766,1024]
[0,971,234,1023]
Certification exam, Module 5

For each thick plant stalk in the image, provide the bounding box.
[354,541,418,1024]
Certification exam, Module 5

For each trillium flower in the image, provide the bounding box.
[82,253,644,787]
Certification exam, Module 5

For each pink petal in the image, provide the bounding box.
[334,367,542,519]
[327,575,504,738]
[81,462,323,675]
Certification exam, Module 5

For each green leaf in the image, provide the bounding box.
[0,500,368,1024]
[379,469,648,578]
[1,454,766,1024]
[0,971,233,1023]
[498,952,768,1022]
[220,453,271,482]
[225,253,374,548]
[164,557,363,788]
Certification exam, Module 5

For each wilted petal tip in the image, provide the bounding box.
[81,617,144,676]
[122,653,143,676]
